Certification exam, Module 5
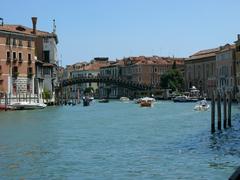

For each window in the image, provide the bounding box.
[27,84,30,92]
[43,51,50,63]
[7,51,11,59]
[12,38,16,46]
[28,54,31,61]
[19,40,23,47]
[6,37,10,45]
[44,38,49,43]
[43,67,50,75]
[13,52,17,60]
[19,52,22,61]
[12,66,18,77]
[237,46,240,52]
[28,67,33,78]
[27,40,31,47]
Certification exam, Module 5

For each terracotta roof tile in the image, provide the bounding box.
[0,24,53,36]
[123,56,184,65]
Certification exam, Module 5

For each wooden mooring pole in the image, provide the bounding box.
[217,92,221,131]
[4,93,7,111]
[211,92,215,133]
[223,92,227,129]
[228,92,232,127]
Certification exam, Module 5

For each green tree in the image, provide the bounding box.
[160,69,184,91]
[42,89,52,102]
[84,87,94,95]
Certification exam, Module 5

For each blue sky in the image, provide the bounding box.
[1,0,240,66]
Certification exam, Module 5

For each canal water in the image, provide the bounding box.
[0,101,240,179]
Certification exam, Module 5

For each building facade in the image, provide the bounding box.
[0,17,59,103]
[64,57,110,99]
[0,23,36,100]
[185,48,220,98]
[99,60,124,98]
[216,44,236,96]
[235,35,240,101]
[33,17,59,102]
[118,56,184,98]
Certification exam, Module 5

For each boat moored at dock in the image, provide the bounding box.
[10,102,47,110]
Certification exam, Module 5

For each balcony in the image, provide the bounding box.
[13,58,18,64]
[12,72,19,78]
[6,57,11,63]
[28,59,32,64]
[28,72,33,78]
[18,58,23,63]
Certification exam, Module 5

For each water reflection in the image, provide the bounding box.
[209,115,240,158]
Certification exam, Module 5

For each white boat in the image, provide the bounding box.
[10,101,47,110]
[120,97,130,101]
[140,97,155,107]
[133,98,142,104]
[194,100,209,111]
[173,95,198,102]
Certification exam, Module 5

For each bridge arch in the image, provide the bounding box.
[59,76,155,90]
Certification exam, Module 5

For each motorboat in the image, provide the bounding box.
[173,95,189,102]
[140,97,155,107]
[82,96,90,106]
[120,97,130,102]
[10,101,46,110]
[133,98,142,104]
[194,99,209,111]
[173,95,198,102]
[98,99,109,103]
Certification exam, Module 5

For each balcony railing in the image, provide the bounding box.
[18,58,23,63]
[13,58,18,63]
[12,72,19,78]
[6,57,11,63]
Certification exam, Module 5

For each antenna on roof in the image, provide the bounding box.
[53,19,56,33]
[0,18,3,26]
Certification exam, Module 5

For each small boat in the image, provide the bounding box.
[133,98,142,104]
[140,97,155,107]
[89,97,94,101]
[98,99,109,103]
[173,95,198,102]
[194,99,209,111]
[120,97,130,102]
[82,96,90,106]
[10,101,46,110]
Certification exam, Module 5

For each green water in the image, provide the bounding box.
[0,101,239,179]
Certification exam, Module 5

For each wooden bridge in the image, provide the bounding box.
[59,76,157,90]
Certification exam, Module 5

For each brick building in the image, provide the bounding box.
[0,22,35,98]
[0,17,59,103]
[122,56,184,86]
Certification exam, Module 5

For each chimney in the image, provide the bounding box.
[31,17,37,34]
[0,18,3,26]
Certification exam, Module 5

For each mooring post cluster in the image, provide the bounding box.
[211,91,232,133]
